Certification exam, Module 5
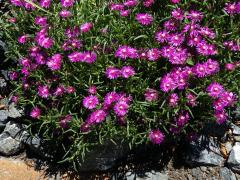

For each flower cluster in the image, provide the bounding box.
[207,83,237,124]
[6,0,240,164]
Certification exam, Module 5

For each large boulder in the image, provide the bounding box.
[227,142,240,173]
[185,136,225,166]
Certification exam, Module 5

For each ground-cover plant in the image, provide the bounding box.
[1,0,240,168]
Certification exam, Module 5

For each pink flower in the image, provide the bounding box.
[34,16,47,26]
[170,0,180,4]
[113,101,129,116]
[121,66,135,78]
[225,63,235,71]
[168,93,179,107]
[149,130,165,144]
[59,10,72,18]
[61,0,74,7]
[109,3,124,11]
[147,48,161,61]
[39,0,51,8]
[214,110,228,124]
[47,54,62,71]
[176,112,190,127]
[83,95,99,110]
[144,88,158,102]
[123,0,138,7]
[80,22,93,33]
[135,13,153,26]
[30,107,41,119]
[186,93,197,107]
[18,35,27,44]
[155,30,169,43]
[66,86,76,94]
[103,92,119,107]
[193,63,207,78]
[86,109,107,124]
[120,10,131,17]
[143,0,154,7]
[88,86,97,94]
[206,82,224,98]
[37,85,50,98]
[171,8,184,20]
[105,67,121,79]
[53,85,65,96]
[115,46,138,60]
[59,115,72,129]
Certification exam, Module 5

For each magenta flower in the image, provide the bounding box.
[214,110,228,125]
[160,74,175,92]
[37,85,50,99]
[66,86,76,94]
[147,48,161,61]
[168,93,179,107]
[164,19,178,31]
[135,13,153,26]
[176,112,190,127]
[168,33,185,46]
[143,0,154,7]
[193,63,207,78]
[144,88,158,102]
[80,22,93,33]
[123,0,138,7]
[149,130,165,144]
[39,0,51,8]
[59,10,72,18]
[186,93,197,107]
[47,54,62,71]
[34,16,47,26]
[225,63,235,71]
[196,41,217,56]
[170,0,180,4]
[103,92,119,108]
[83,95,99,110]
[30,107,41,119]
[113,101,129,116]
[61,0,74,7]
[171,8,184,20]
[82,51,97,63]
[205,59,219,75]
[53,85,65,96]
[18,35,27,44]
[224,2,238,15]
[59,115,72,129]
[80,122,90,132]
[105,67,121,79]
[121,66,135,78]
[221,91,237,107]
[68,52,83,62]
[187,10,203,22]
[88,86,97,94]
[155,30,169,43]
[10,0,23,6]
[206,82,224,98]
[120,10,131,17]
[109,3,124,11]
[115,46,138,60]
[87,109,107,124]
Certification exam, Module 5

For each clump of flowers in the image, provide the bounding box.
[4,0,239,167]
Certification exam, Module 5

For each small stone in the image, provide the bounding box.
[227,142,240,173]
[231,123,240,135]
[187,174,193,180]
[234,136,240,142]
[0,110,8,124]
[0,78,7,88]
[0,133,23,155]
[220,167,236,180]
[4,121,24,138]
[1,70,9,81]
[225,142,233,154]
[200,166,207,172]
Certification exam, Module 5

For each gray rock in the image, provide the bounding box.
[126,171,168,180]
[8,104,23,118]
[234,136,240,142]
[4,121,24,138]
[186,136,225,166]
[225,142,233,154]
[220,167,236,180]
[79,139,129,171]
[0,78,7,88]
[1,70,9,81]
[227,142,240,173]
[231,123,240,135]
[0,133,23,155]
[0,110,8,124]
